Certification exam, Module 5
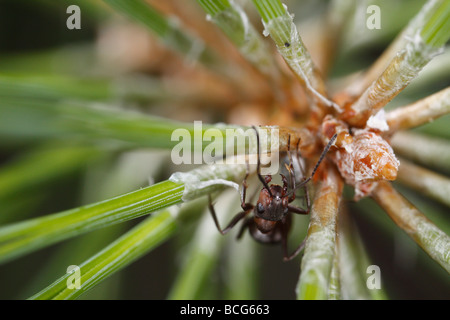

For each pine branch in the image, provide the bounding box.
[396,158,450,208]
[386,87,450,133]
[296,164,344,300]
[340,0,450,127]
[372,181,450,273]
[391,131,450,172]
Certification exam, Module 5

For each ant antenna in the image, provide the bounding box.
[289,133,337,195]
[252,126,273,197]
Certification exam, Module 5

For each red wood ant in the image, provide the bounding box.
[209,127,337,261]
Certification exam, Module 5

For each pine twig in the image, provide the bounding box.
[340,0,450,127]
[0,160,252,264]
[296,163,344,300]
[343,0,449,100]
[30,209,178,300]
[197,0,279,78]
[386,87,450,133]
[372,181,450,273]
[167,189,239,299]
[396,157,450,208]
[391,131,450,172]
[252,0,341,112]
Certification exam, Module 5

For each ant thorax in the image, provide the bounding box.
[254,185,289,222]
[208,127,337,261]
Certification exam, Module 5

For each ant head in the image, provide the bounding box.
[254,186,289,227]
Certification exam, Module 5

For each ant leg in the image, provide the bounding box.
[286,134,297,202]
[280,215,306,261]
[252,125,273,196]
[237,217,253,240]
[281,174,289,196]
[278,218,302,261]
[287,205,309,215]
[208,195,252,235]
[296,133,337,189]
[304,184,311,212]
[240,160,253,211]
[295,137,304,178]
[283,237,307,262]
[292,140,311,210]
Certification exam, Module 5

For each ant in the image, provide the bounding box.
[209,126,337,261]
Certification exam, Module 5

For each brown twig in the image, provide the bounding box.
[385,87,450,134]
[372,181,450,273]
[396,157,450,208]
[296,162,344,299]
[391,131,450,172]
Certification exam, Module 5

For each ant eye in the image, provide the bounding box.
[257,202,265,213]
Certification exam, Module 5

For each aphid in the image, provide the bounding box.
[284,42,291,47]
[209,127,337,261]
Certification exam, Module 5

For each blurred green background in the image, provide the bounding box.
[0,0,449,299]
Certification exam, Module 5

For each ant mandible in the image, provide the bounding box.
[209,126,337,261]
